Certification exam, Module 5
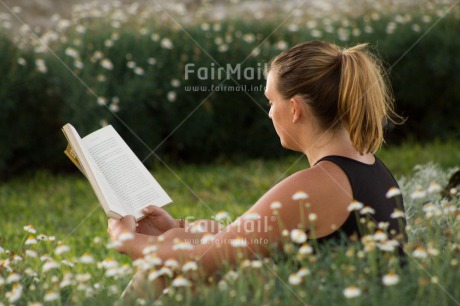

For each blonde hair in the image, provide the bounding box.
[268,41,403,154]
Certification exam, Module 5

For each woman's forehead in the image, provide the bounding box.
[265,71,276,95]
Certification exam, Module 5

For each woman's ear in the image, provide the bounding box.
[290,97,303,123]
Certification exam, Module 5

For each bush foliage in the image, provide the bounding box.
[0,1,459,178]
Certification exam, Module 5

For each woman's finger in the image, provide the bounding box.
[142,205,164,215]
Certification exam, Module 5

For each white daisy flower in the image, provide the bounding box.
[161,38,173,49]
[288,273,302,285]
[412,247,427,259]
[390,209,405,219]
[427,182,442,194]
[118,231,135,241]
[6,273,21,284]
[298,243,313,255]
[100,58,114,70]
[75,273,91,282]
[149,267,173,280]
[360,206,375,215]
[373,230,388,242]
[382,272,400,286]
[215,211,230,222]
[164,259,179,269]
[292,191,309,201]
[297,267,311,277]
[167,91,176,102]
[37,234,48,241]
[171,78,181,87]
[218,279,228,291]
[134,67,144,76]
[343,286,361,298]
[251,260,263,269]
[6,283,23,303]
[182,261,198,272]
[79,253,95,264]
[410,188,427,199]
[25,236,37,245]
[270,201,282,210]
[290,229,307,244]
[65,47,79,59]
[378,222,390,230]
[172,242,194,251]
[25,250,38,258]
[43,260,60,273]
[347,200,364,212]
[386,187,401,198]
[23,225,36,234]
[17,57,27,66]
[377,240,399,252]
[44,290,59,302]
[172,275,191,287]
[142,245,158,255]
[55,244,70,255]
[427,247,440,257]
[99,258,118,270]
[106,241,122,249]
[35,59,48,73]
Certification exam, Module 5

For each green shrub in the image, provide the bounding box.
[0,2,459,178]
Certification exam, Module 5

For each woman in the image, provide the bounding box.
[108,40,407,298]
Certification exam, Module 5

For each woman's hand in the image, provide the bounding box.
[107,216,136,253]
[136,205,179,236]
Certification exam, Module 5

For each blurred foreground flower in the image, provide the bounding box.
[23,224,36,234]
[290,229,307,244]
[79,253,95,264]
[348,200,364,211]
[288,273,302,285]
[343,285,361,298]
[172,275,191,287]
[386,187,401,198]
[44,290,60,302]
[382,272,400,286]
[292,191,308,200]
[6,284,23,303]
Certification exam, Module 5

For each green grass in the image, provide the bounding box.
[1,140,459,305]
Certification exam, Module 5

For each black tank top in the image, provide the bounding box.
[313,155,407,245]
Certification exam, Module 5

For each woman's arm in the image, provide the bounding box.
[135,205,224,236]
[109,165,352,276]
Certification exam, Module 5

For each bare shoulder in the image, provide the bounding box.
[275,161,351,198]
[256,161,353,237]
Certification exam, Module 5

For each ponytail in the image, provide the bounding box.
[338,44,399,154]
[268,41,403,155]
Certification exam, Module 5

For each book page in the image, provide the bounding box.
[63,124,127,219]
[81,126,172,219]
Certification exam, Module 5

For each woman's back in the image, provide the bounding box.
[313,155,406,243]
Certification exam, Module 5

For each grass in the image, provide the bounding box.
[0,140,459,305]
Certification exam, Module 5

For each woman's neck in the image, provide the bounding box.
[304,128,373,166]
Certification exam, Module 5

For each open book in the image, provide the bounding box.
[62,123,172,220]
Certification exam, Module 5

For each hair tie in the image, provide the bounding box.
[337,52,343,64]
